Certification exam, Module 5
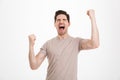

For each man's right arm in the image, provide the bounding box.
[28,34,46,70]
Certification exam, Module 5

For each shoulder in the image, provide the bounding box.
[67,36,84,44]
[41,37,56,48]
[44,36,57,44]
[73,37,84,42]
[48,36,57,42]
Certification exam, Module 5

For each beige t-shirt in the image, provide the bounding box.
[40,36,82,80]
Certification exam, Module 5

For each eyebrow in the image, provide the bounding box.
[56,19,67,21]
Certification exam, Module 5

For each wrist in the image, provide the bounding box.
[90,16,96,21]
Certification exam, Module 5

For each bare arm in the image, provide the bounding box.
[28,34,46,70]
[80,9,100,50]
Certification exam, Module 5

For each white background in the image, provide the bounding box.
[0,0,120,80]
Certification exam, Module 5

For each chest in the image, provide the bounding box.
[46,39,79,58]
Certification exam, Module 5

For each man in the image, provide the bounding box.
[28,9,99,80]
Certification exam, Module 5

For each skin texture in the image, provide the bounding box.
[54,14,70,37]
[28,9,99,70]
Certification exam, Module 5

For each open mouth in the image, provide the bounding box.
[59,26,65,30]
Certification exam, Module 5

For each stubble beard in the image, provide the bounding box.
[58,29,67,36]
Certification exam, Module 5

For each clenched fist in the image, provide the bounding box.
[28,34,36,47]
[87,9,95,19]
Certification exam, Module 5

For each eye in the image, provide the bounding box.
[56,19,60,22]
[63,19,67,21]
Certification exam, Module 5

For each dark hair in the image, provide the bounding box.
[54,10,70,22]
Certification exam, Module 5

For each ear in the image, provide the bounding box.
[54,22,58,28]
[68,22,70,27]
[54,22,56,27]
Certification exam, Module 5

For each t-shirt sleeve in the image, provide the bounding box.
[76,37,84,51]
[40,41,48,55]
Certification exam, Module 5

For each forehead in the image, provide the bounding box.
[56,14,67,19]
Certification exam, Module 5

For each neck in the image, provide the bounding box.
[58,33,69,39]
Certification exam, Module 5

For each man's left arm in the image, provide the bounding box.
[80,9,100,50]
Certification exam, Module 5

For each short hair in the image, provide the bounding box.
[54,10,70,22]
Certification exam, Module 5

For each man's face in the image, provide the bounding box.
[54,14,70,35]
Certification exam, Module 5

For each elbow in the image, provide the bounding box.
[93,42,100,48]
[31,67,37,70]
[30,64,38,70]
[91,40,100,49]
[31,66,38,70]
[94,44,99,48]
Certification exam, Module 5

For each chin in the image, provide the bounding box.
[58,32,64,35]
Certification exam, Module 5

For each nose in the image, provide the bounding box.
[59,20,64,24]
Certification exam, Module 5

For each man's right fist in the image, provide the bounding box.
[28,34,36,46]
